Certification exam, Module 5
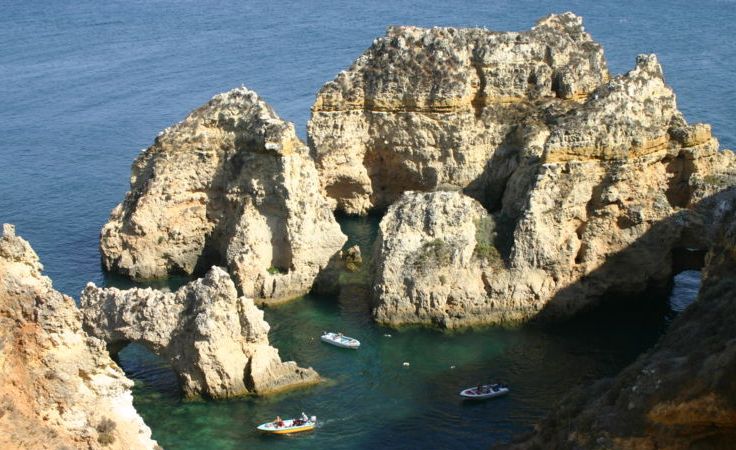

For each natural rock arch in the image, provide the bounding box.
[81,266,320,399]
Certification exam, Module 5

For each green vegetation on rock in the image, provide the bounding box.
[414,239,452,270]
[473,216,505,269]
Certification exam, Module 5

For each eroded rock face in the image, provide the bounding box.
[80,266,320,399]
[373,191,492,327]
[308,13,609,214]
[101,87,346,304]
[0,224,157,450]
[500,191,736,450]
[370,50,736,327]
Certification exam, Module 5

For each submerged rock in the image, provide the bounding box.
[308,13,609,214]
[0,224,157,450]
[500,190,736,449]
[344,245,363,272]
[80,266,320,399]
[320,14,736,327]
[100,87,346,304]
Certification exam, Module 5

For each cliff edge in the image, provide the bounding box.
[0,224,157,450]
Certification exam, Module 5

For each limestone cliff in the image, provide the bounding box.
[500,191,736,449]
[0,224,157,450]
[327,15,736,327]
[308,12,609,214]
[80,266,320,399]
[100,87,346,304]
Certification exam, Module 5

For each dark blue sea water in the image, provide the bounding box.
[0,1,731,448]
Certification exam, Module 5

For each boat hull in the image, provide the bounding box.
[320,333,360,349]
[459,385,509,400]
[257,419,316,435]
[257,424,315,434]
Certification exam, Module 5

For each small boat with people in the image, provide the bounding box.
[320,331,360,349]
[459,383,510,400]
[256,412,317,435]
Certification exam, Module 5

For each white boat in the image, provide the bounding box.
[256,414,317,435]
[459,383,509,400]
[320,331,360,349]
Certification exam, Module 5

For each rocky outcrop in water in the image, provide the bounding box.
[100,87,346,304]
[0,224,157,450]
[308,13,608,214]
[373,191,494,327]
[501,191,736,449]
[320,14,736,327]
[80,266,320,399]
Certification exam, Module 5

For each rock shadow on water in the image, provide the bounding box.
[530,187,736,325]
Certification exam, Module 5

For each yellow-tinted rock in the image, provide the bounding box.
[0,224,157,450]
[100,87,347,303]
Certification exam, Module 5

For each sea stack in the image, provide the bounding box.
[309,13,736,327]
[80,266,321,399]
[308,13,609,214]
[100,87,347,304]
[0,224,157,449]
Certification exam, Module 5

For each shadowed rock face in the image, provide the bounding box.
[100,87,346,304]
[499,191,736,450]
[0,224,157,450]
[308,13,609,214]
[80,267,320,399]
[327,15,736,328]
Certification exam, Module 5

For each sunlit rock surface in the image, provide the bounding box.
[318,14,736,327]
[81,266,320,399]
[0,224,157,450]
[308,13,609,214]
[100,87,346,304]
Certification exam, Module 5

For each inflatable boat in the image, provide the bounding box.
[320,331,360,349]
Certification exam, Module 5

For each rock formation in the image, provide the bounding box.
[0,224,157,450]
[313,13,736,327]
[100,87,346,304]
[80,266,320,399]
[373,191,493,327]
[344,245,363,272]
[500,190,736,449]
[308,13,609,214]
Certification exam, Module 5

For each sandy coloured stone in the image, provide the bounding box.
[100,86,346,304]
[358,16,736,328]
[81,266,320,399]
[0,224,157,450]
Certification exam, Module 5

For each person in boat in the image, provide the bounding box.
[476,384,483,394]
[275,416,284,427]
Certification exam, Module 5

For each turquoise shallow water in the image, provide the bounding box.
[0,0,729,448]
[116,216,693,449]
